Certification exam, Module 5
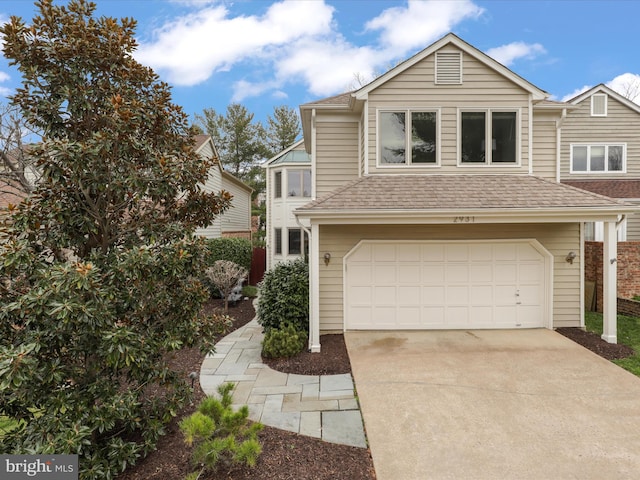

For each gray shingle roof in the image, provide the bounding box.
[298,175,628,213]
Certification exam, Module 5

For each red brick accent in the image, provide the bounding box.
[222,231,251,240]
[585,241,640,312]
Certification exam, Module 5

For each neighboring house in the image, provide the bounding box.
[559,84,640,241]
[263,139,311,268]
[193,135,253,240]
[286,33,636,352]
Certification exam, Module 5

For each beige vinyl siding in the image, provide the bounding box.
[627,204,640,240]
[561,95,640,178]
[317,223,580,332]
[315,119,360,197]
[196,165,223,239]
[365,47,532,174]
[531,112,558,180]
[220,177,251,234]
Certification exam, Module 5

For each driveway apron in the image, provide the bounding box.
[345,329,640,480]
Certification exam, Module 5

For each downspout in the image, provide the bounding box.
[555,108,567,183]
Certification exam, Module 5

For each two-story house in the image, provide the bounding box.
[284,33,636,352]
[263,139,311,268]
[558,84,640,241]
[193,134,254,240]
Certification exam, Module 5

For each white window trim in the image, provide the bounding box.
[569,143,626,174]
[591,93,608,117]
[456,108,521,166]
[376,107,441,168]
[272,167,312,200]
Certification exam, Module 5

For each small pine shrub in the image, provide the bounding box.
[180,383,263,478]
[261,323,308,358]
[257,259,309,333]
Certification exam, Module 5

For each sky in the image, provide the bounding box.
[0,0,638,127]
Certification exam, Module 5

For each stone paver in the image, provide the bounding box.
[200,315,367,448]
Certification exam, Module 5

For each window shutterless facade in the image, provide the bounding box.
[287,169,312,197]
[274,171,282,198]
[379,110,439,165]
[274,228,282,255]
[570,144,625,173]
[459,109,518,165]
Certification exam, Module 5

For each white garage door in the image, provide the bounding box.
[345,240,549,330]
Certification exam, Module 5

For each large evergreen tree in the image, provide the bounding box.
[0,1,231,477]
[265,105,301,157]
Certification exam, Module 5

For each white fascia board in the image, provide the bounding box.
[295,208,635,225]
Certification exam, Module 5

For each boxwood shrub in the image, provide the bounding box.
[257,259,309,333]
[204,237,252,272]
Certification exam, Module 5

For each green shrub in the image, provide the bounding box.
[257,259,309,333]
[261,323,308,358]
[180,383,263,478]
[204,238,252,272]
[242,285,258,298]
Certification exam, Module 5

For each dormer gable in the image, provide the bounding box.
[353,33,549,101]
[567,84,640,116]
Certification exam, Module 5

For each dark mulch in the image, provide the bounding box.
[118,298,375,480]
[120,301,635,480]
[556,327,635,360]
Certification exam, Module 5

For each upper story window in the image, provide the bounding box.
[274,171,282,198]
[379,110,439,165]
[571,144,625,173]
[591,93,607,117]
[287,169,311,197]
[460,110,518,165]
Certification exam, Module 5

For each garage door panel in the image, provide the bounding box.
[374,265,396,283]
[447,285,469,304]
[346,241,547,330]
[423,286,445,304]
[374,286,396,305]
[447,265,469,283]
[470,264,493,282]
[446,244,469,261]
[398,264,421,284]
[471,285,494,305]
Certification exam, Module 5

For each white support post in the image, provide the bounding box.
[602,220,617,344]
[309,223,321,352]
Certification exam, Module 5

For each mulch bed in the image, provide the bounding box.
[556,327,635,360]
[119,300,636,480]
[118,298,375,480]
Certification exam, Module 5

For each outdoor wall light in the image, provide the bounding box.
[323,252,331,266]
[565,251,576,264]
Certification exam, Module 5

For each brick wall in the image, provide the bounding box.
[585,241,640,312]
[618,297,640,317]
[222,231,251,240]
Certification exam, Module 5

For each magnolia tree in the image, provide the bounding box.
[0,1,232,478]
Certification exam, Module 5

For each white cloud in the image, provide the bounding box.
[365,0,484,56]
[137,0,488,101]
[135,1,334,86]
[561,85,592,102]
[607,72,640,104]
[485,42,546,66]
[561,73,640,104]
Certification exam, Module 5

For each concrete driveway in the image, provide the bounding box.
[345,329,640,480]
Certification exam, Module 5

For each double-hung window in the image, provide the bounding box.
[571,144,625,173]
[287,169,311,197]
[379,110,438,165]
[460,110,518,164]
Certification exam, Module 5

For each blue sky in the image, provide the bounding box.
[0,0,638,126]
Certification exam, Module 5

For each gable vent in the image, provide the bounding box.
[591,93,607,116]
[435,51,462,84]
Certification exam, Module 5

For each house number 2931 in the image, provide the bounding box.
[453,216,474,223]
